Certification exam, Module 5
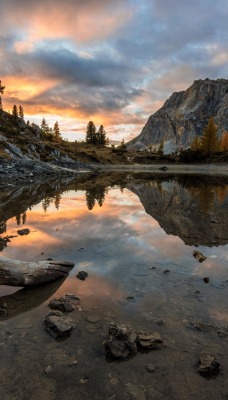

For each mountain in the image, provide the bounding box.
[128,78,228,153]
[127,178,228,247]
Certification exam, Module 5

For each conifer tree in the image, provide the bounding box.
[19,106,24,119]
[41,118,50,135]
[0,80,5,94]
[191,136,201,151]
[221,132,228,152]
[200,117,220,154]
[158,139,164,155]
[97,125,107,145]
[53,121,62,142]
[86,121,97,144]
[0,96,2,111]
[12,104,18,119]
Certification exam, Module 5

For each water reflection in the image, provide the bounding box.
[0,277,67,321]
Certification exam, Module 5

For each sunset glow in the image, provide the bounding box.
[0,0,227,141]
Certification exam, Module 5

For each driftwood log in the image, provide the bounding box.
[0,257,74,287]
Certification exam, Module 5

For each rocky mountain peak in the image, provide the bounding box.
[128,78,228,153]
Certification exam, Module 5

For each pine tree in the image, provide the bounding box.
[41,118,50,135]
[97,125,107,145]
[191,136,201,151]
[0,96,2,111]
[200,117,220,154]
[158,139,164,155]
[86,121,96,144]
[12,104,18,119]
[221,132,228,152]
[53,121,62,142]
[19,106,24,119]
[0,80,5,94]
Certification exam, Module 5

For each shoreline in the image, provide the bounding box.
[93,163,228,176]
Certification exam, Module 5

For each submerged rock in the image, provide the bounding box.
[44,311,74,339]
[17,228,30,236]
[104,324,138,360]
[48,293,80,312]
[198,351,220,376]
[104,324,163,360]
[137,331,163,349]
[76,271,88,281]
[193,250,207,263]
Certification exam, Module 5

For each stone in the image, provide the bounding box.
[44,311,74,339]
[163,269,170,274]
[193,250,207,263]
[203,277,209,283]
[198,351,220,376]
[137,331,163,349]
[17,228,30,236]
[146,364,155,373]
[76,271,88,281]
[48,298,75,312]
[104,324,138,360]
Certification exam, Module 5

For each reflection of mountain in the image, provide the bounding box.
[127,179,228,246]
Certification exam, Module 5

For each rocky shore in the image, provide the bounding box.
[0,158,93,190]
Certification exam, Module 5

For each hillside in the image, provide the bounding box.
[0,110,130,167]
[128,78,228,153]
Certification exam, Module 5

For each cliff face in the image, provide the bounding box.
[128,78,228,153]
[127,179,228,247]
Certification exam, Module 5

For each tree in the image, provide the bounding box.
[19,106,24,119]
[0,80,5,112]
[97,125,107,145]
[191,136,201,151]
[12,104,18,119]
[41,118,50,135]
[86,121,97,144]
[119,139,126,150]
[221,131,228,152]
[157,139,164,155]
[0,80,5,94]
[53,121,62,142]
[200,117,220,154]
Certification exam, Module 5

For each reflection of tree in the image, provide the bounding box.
[42,194,62,212]
[54,194,61,210]
[185,183,216,214]
[85,187,107,210]
[16,213,21,226]
[15,212,27,225]
[216,186,228,204]
[0,221,7,234]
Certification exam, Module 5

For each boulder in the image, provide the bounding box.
[44,311,74,339]
[198,351,220,376]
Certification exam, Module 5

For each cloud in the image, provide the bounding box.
[0,0,227,141]
[0,0,133,43]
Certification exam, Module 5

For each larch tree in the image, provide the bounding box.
[0,80,5,112]
[53,121,62,142]
[86,121,97,144]
[19,106,24,119]
[200,117,220,154]
[221,131,228,151]
[41,118,50,135]
[191,136,201,151]
[12,104,18,119]
[97,125,107,145]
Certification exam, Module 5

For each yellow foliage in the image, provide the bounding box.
[221,131,228,151]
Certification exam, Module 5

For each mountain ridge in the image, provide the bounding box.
[128,78,228,153]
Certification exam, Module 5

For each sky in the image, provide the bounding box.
[0,0,227,142]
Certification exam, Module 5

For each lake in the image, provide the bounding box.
[0,173,228,400]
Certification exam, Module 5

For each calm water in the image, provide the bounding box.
[0,174,228,400]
